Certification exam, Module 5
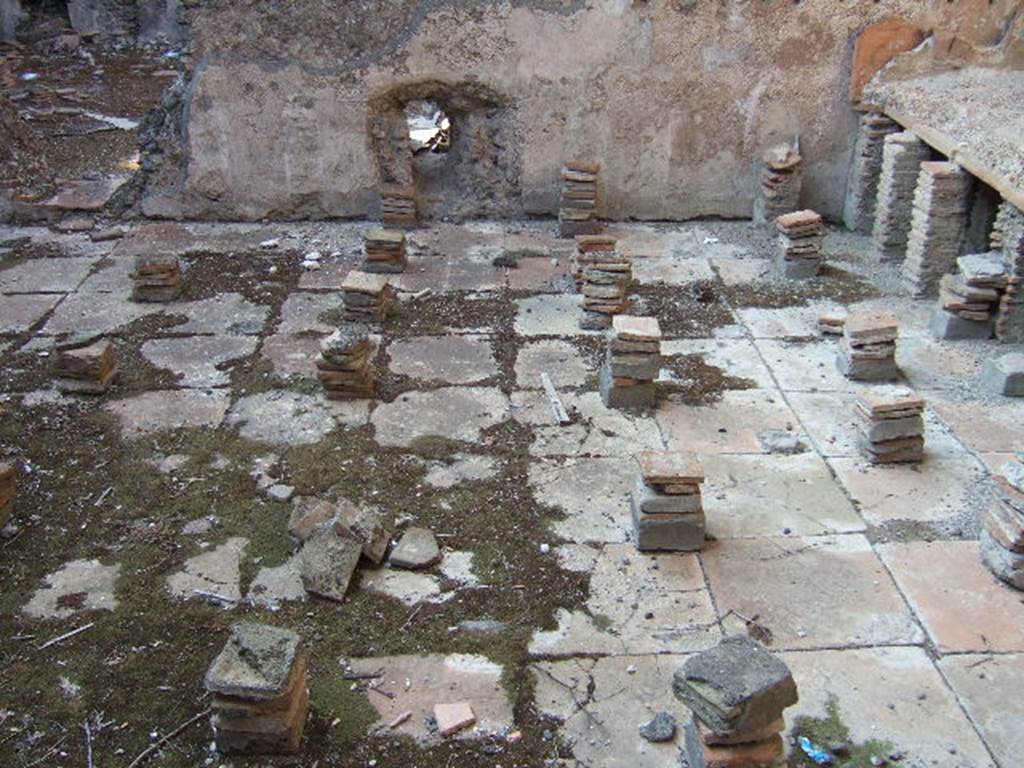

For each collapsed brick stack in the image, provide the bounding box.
[600,315,661,409]
[855,388,925,464]
[380,184,417,229]
[837,310,899,382]
[842,111,901,233]
[754,143,802,224]
[132,253,182,302]
[363,228,407,274]
[995,202,1024,343]
[204,622,309,755]
[932,253,1006,340]
[341,271,394,323]
[675,635,798,768]
[53,337,117,394]
[872,131,930,262]
[980,457,1024,590]
[558,162,600,237]
[315,325,376,399]
[775,209,824,279]
[0,462,14,530]
[902,161,972,298]
[631,450,705,552]
[577,240,632,330]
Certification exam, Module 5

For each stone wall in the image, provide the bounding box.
[140,0,1022,222]
[1,0,22,40]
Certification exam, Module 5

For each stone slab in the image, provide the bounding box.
[23,558,121,619]
[226,391,338,446]
[388,334,497,385]
[141,335,258,388]
[528,457,633,544]
[106,390,231,439]
[515,339,590,389]
[656,389,799,455]
[0,257,97,293]
[371,387,510,448]
[166,537,248,607]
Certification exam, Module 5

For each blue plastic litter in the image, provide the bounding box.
[799,736,833,765]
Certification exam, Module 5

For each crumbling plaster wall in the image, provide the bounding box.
[143,0,1021,222]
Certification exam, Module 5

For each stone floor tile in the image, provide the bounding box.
[514,339,591,390]
[931,398,1024,453]
[898,338,985,392]
[371,386,510,448]
[360,567,446,606]
[141,335,258,387]
[529,544,719,656]
[532,655,691,767]
[528,457,632,544]
[656,389,798,454]
[296,252,361,289]
[506,254,570,292]
[165,536,248,607]
[227,391,342,446]
[514,294,591,337]
[702,453,864,538]
[737,302,842,340]
[829,454,987,526]
[75,256,135,294]
[938,653,1024,768]
[259,333,321,379]
[173,293,270,335]
[702,534,921,650]
[347,653,513,742]
[512,390,664,458]
[877,540,1024,653]
[786,391,967,458]
[0,294,61,333]
[711,256,770,286]
[0,257,97,293]
[782,647,995,767]
[756,338,859,392]
[23,558,121,619]
[106,390,231,439]
[661,338,775,389]
[275,292,345,335]
[388,334,497,385]
[42,292,159,335]
[633,255,715,286]
[976,452,1017,476]
[422,453,498,488]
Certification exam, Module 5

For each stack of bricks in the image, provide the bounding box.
[570,235,617,287]
[0,462,14,530]
[855,388,925,464]
[132,254,182,302]
[675,635,798,768]
[341,271,394,323]
[837,310,899,382]
[902,161,972,298]
[577,239,632,330]
[315,325,376,400]
[363,228,407,274]
[995,202,1024,343]
[558,162,600,237]
[932,253,1007,340]
[775,209,824,279]
[842,111,901,233]
[600,315,661,409]
[754,143,802,225]
[980,456,1024,590]
[204,622,309,755]
[380,184,417,228]
[872,131,930,262]
[631,450,705,552]
[53,336,117,394]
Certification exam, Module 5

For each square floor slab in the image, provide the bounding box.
[656,389,799,454]
[702,534,921,650]
[632,255,715,286]
[783,647,994,767]
[389,334,498,385]
[898,338,985,392]
[938,653,1024,768]
[532,655,692,768]
[877,540,1024,654]
[528,457,633,544]
[514,294,591,337]
[514,338,591,389]
[829,454,987,526]
[530,544,718,656]
[737,302,842,340]
[0,256,97,293]
[931,398,1024,453]
[0,294,61,334]
[661,338,775,389]
[756,338,860,393]
[702,453,864,538]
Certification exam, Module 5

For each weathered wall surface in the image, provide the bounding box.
[141,0,1022,222]
[1,0,22,40]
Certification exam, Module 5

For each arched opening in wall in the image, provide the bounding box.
[367,80,521,222]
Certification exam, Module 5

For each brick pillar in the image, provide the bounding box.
[901,162,972,298]
[872,131,929,262]
[843,111,900,233]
